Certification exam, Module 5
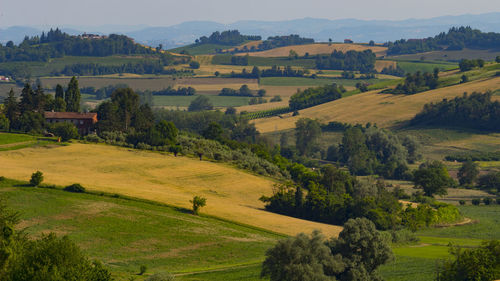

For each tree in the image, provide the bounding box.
[257,89,267,97]
[496,56,500,63]
[202,122,224,141]
[329,38,333,46]
[261,218,393,281]
[188,96,213,112]
[110,87,140,130]
[55,84,64,100]
[50,122,79,141]
[19,83,34,113]
[65,76,81,112]
[369,40,375,46]
[0,113,9,132]
[190,196,206,215]
[189,61,200,69]
[437,240,500,281]
[413,161,454,197]
[3,89,18,131]
[155,120,178,144]
[458,160,479,186]
[30,171,43,186]
[239,84,252,96]
[295,118,321,156]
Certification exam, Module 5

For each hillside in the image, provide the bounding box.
[235,43,387,57]
[0,142,343,237]
[252,75,500,133]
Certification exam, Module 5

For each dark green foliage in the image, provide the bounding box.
[483,198,492,205]
[0,114,9,132]
[65,76,81,112]
[387,26,500,55]
[0,28,155,63]
[18,111,45,133]
[477,172,500,192]
[256,35,314,51]
[411,92,500,131]
[289,84,345,110]
[445,152,500,162]
[63,184,86,193]
[49,122,79,141]
[229,65,307,78]
[380,65,406,77]
[218,84,253,97]
[189,61,200,69]
[190,196,207,215]
[196,30,260,46]
[327,126,416,179]
[270,95,282,102]
[261,218,393,281]
[459,200,466,205]
[57,62,189,76]
[188,96,213,111]
[230,55,249,66]
[496,56,500,63]
[295,118,321,156]
[459,59,485,72]
[461,74,469,83]
[385,70,439,95]
[472,199,481,206]
[457,160,479,186]
[29,171,43,186]
[139,264,147,275]
[413,161,454,197]
[315,50,376,73]
[436,240,500,281]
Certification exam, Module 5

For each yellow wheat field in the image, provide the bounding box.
[253,76,500,133]
[235,43,387,58]
[0,143,343,237]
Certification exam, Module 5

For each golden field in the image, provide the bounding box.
[253,76,500,133]
[235,43,387,58]
[0,142,343,237]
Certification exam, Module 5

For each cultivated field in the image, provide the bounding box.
[235,43,388,57]
[374,60,397,72]
[0,142,343,237]
[253,76,500,133]
[388,48,500,62]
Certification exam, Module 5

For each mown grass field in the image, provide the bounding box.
[235,43,387,57]
[0,140,343,238]
[259,76,387,87]
[0,178,281,280]
[396,60,458,73]
[170,44,237,55]
[154,95,252,108]
[0,133,59,151]
[253,75,500,133]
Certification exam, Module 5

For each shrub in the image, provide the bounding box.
[50,122,79,141]
[84,134,103,143]
[471,198,481,205]
[189,61,200,69]
[483,197,492,205]
[496,198,500,204]
[190,196,206,215]
[64,183,86,193]
[459,200,466,205]
[139,265,147,275]
[30,171,44,186]
[0,176,5,181]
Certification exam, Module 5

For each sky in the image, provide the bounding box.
[1,0,500,28]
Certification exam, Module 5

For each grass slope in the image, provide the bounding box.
[0,141,343,237]
[235,43,387,58]
[253,76,500,133]
[0,178,280,280]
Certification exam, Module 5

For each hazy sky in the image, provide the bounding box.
[1,0,499,28]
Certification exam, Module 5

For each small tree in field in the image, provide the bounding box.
[30,171,44,186]
[190,196,206,215]
[50,122,79,142]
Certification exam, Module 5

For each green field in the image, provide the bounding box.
[170,44,234,56]
[0,178,281,280]
[388,48,500,62]
[154,95,251,107]
[0,133,58,151]
[259,76,388,87]
[396,60,458,73]
[211,55,316,68]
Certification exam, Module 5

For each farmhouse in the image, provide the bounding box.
[344,39,354,43]
[44,112,98,135]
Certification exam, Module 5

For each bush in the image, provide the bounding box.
[471,198,481,205]
[189,61,200,69]
[30,171,44,186]
[0,176,5,181]
[84,134,103,143]
[50,122,79,141]
[190,196,206,215]
[483,197,492,205]
[459,200,466,205]
[64,183,86,193]
[139,264,147,275]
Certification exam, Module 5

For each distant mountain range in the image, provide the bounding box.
[1,13,500,49]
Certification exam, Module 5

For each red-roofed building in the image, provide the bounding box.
[44,112,98,135]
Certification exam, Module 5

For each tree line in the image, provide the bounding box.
[386,26,500,55]
[289,84,345,110]
[195,30,261,45]
[411,91,500,131]
[229,65,307,78]
[315,50,376,73]
[0,28,156,63]
[383,69,439,95]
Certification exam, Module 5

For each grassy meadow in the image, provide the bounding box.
[235,43,387,57]
[0,139,343,238]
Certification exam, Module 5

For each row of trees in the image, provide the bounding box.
[315,50,376,73]
[56,61,190,76]
[459,58,485,72]
[411,91,500,131]
[385,69,439,95]
[0,29,156,62]
[195,30,261,45]
[289,84,345,110]
[229,65,307,79]
[386,26,500,55]
[218,85,265,97]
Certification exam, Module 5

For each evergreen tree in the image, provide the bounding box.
[19,83,34,113]
[3,89,18,131]
[55,84,64,99]
[65,76,81,112]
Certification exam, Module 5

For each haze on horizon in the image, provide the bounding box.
[1,0,499,28]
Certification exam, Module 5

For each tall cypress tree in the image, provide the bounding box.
[55,84,64,99]
[65,77,80,112]
[54,84,66,112]
[19,83,34,113]
[3,89,19,131]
